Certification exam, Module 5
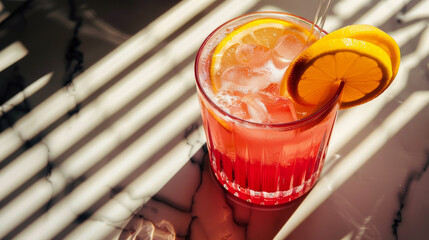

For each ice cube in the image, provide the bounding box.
[272,35,306,69]
[244,92,298,124]
[220,65,272,93]
[262,83,280,95]
[214,90,248,119]
[265,95,298,123]
[235,44,271,68]
[242,94,270,123]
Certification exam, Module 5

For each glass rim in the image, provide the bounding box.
[194,11,342,129]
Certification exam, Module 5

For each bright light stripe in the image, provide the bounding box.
[0,144,48,201]
[332,0,371,18]
[0,72,52,115]
[66,126,206,240]
[0,0,256,204]
[0,171,66,238]
[397,0,429,22]
[258,5,283,11]
[274,91,429,239]
[325,0,372,31]
[0,129,22,161]
[0,62,193,202]
[0,91,76,163]
[0,0,212,163]
[341,232,354,240]
[355,0,410,26]
[0,13,8,23]
[0,41,28,72]
[14,94,200,240]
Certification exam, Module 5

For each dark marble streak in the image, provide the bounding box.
[392,153,429,240]
[64,0,83,117]
[44,0,85,215]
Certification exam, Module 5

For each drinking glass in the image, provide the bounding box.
[194,12,342,205]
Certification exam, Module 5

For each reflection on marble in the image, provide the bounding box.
[0,0,428,239]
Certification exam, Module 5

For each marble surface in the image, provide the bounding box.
[0,0,428,239]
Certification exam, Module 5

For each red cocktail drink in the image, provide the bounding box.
[195,12,342,205]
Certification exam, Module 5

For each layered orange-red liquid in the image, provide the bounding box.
[200,96,338,205]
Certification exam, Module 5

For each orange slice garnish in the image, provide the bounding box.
[281,37,394,109]
[321,24,400,84]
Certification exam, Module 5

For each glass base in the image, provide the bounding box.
[210,158,319,205]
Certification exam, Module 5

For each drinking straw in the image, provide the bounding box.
[307,0,333,43]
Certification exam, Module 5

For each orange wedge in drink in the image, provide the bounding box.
[211,18,314,93]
